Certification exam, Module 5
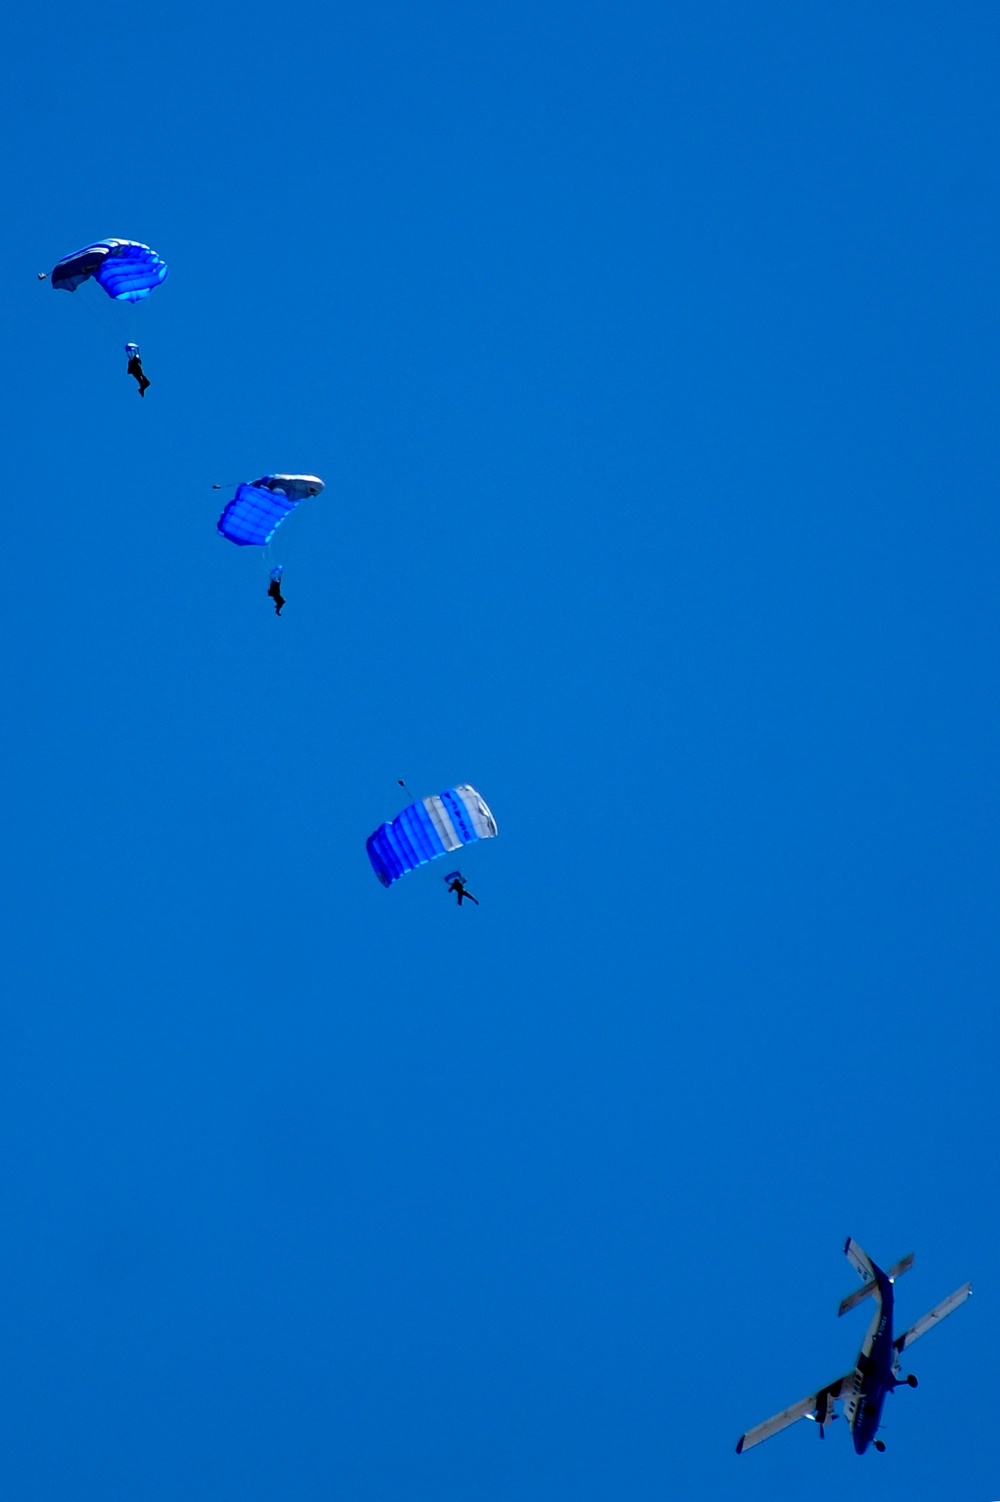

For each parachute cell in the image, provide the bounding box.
[217,475,324,548]
[367,786,498,887]
[51,240,168,302]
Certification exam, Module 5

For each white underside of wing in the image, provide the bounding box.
[895,1283,972,1354]
[737,1374,853,1453]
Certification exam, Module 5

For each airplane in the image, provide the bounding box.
[736,1237,971,1456]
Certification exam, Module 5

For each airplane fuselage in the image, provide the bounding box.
[847,1268,895,1453]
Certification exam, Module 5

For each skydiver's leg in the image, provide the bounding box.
[466,893,479,905]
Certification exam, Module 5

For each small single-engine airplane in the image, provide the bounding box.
[736,1238,971,1456]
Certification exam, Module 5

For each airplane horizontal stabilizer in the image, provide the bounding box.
[894,1283,972,1353]
[838,1251,914,1316]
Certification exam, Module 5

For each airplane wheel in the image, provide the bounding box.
[874,1440,886,1452]
[907,1374,918,1388]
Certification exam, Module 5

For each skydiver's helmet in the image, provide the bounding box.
[444,870,466,887]
[270,566,284,582]
[125,342,140,359]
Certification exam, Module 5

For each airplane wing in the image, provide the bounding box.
[894,1283,972,1354]
[736,1374,853,1453]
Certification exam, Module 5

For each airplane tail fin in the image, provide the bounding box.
[838,1238,914,1316]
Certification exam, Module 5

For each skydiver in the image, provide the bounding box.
[267,568,286,616]
[447,876,479,907]
[125,343,150,397]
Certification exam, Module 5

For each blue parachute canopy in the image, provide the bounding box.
[367,786,498,888]
[51,240,168,302]
[217,475,325,548]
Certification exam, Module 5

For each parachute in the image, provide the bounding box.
[217,475,324,547]
[367,786,498,887]
[50,240,168,302]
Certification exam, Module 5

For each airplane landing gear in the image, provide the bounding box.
[906,1374,918,1388]
[874,1440,886,1452]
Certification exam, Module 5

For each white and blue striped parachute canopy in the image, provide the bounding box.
[217,475,324,548]
[367,786,498,887]
[51,240,168,302]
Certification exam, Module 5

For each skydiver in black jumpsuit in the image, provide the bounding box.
[126,347,150,397]
[267,575,286,615]
[447,876,479,906]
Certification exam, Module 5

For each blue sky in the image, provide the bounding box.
[3,1,998,1497]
